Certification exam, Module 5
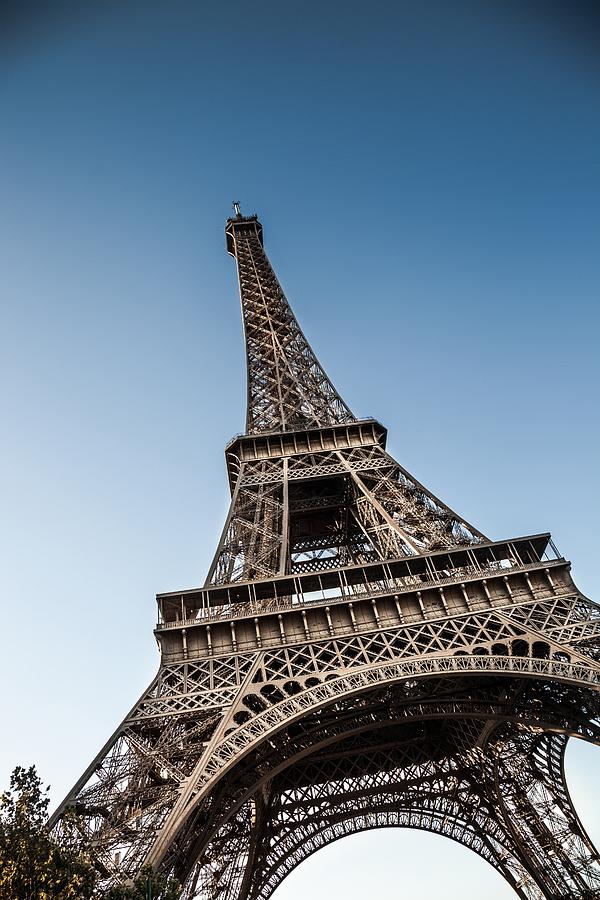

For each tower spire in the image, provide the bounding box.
[225,210,354,434]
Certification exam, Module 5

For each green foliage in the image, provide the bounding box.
[0,766,96,900]
[102,866,181,900]
[0,767,181,900]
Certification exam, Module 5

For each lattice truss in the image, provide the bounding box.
[231,223,353,434]
[53,583,600,898]
[173,679,600,900]
[50,212,600,899]
[208,442,484,585]
[51,656,255,879]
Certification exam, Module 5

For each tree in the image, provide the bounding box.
[103,866,181,900]
[0,767,182,900]
[0,766,96,900]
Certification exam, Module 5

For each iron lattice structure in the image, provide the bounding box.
[51,210,600,899]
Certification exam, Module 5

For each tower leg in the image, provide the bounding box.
[483,726,600,899]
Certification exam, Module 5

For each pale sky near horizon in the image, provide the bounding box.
[1,2,599,897]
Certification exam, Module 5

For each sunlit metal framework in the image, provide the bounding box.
[51,210,600,899]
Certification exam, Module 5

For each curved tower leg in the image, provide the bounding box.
[483,726,600,899]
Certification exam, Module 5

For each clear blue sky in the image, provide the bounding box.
[1,3,599,897]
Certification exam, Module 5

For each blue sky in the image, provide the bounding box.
[1,3,599,896]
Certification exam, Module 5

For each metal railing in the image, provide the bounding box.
[156,556,567,631]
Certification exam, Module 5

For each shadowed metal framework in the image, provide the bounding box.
[51,209,600,899]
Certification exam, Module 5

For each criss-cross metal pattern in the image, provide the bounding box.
[50,211,600,899]
[228,214,353,435]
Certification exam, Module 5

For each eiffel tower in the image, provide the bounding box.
[51,207,600,899]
